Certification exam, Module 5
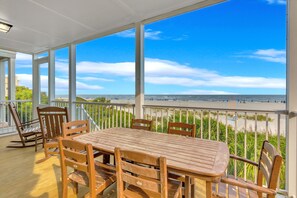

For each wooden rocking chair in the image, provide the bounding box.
[37,106,69,163]
[6,102,43,151]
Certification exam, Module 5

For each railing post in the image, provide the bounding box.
[48,49,55,105]
[8,57,16,125]
[287,0,297,196]
[32,54,40,119]
[69,44,76,121]
[80,104,84,120]
[135,22,144,119]
[0,60,5,123]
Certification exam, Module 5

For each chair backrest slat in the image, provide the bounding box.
[62,120,90,138]
[63,149,87,163]
[131,119,152,131]
[257,140,282,190]
[168,122,196,137]
[122,172,161,192]
[115,148,168,198]
[37,106,69,139]
[65,158,88,172]
[121,161,160,180]
[59,138,94,175]
[120,149,159,166]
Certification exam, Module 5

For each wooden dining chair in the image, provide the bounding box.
[114,147,182,198]
[58,138,116,198]
[37,106,69,163]
[7,102,43,151]
[168,122,196,137]
[62,120,90,139]
[167,122,196,197]
[131,118,153,131]
[213,140,282,198]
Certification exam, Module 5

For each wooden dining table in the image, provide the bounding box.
[74,127,230,198]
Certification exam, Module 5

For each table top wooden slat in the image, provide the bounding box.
[74,128,229,180]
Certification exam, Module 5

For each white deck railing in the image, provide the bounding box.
[0,100,33,136]
[53,101,135,131]
[143,104,288,193]
[1,99,288,194]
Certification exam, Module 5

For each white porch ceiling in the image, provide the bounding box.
[0,0,224,54]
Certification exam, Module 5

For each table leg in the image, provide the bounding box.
[206,181,212,198]
[103,154,110,164]
[185,176,191,198]
[194,179,212,198]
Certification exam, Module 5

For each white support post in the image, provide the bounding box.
[0,60,5,122]
[287,1,297,197]
[135,22,144,119]
[69,44,76,121]
[0,60,5,100]
[32,54,40,119]
[48,50,55,105]
[8,58,16,101]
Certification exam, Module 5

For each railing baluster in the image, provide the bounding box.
[266,113,269,140]
[244,112,247,181]
[155,108,158,132]
[254,113,258,182]
[108,105,111,129]
[112,105,114,128]
[120,106,122,128]
[200,110,203,139]
[179,109,182,122]
[161,109,164,133]
[128,106,131,128]
[116,106,118,127]
[234,111,238,179]
[277,113,281,151]
[124,106,126,128]
[216,111,219,141]
[208,110,211,140]
[225,111,228,144]
[186,110,189,123]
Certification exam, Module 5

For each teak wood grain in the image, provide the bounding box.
[74,128,229,197]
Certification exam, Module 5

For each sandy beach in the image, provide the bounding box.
[111,99,287,136]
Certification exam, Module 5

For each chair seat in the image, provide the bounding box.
[68,164,116,192]
[23,131,42,138]
[123,179,182,198]
[212,176,258,198]
[23,126,42,134]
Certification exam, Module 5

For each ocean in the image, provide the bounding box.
[57,95,286,103]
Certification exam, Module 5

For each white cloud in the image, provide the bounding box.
[76,76,114,82]
[144,29,162,40]
[115,29,162,40]
[16,53,32,61]
[265,0,286,5]
[146,76,285,88]
[75,58,217,79]
[246,49,286,64]
[173,34,189,41]
[17,57,285,91]
[57,58,284,89]
[16,74,103,91]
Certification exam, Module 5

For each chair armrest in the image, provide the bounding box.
[230,154,258,167]
[221,177,276,195]
[22,119,40,126]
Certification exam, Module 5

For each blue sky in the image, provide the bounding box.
[14,0,286,96]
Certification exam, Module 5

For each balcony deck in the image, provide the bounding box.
[0,134,116,198]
